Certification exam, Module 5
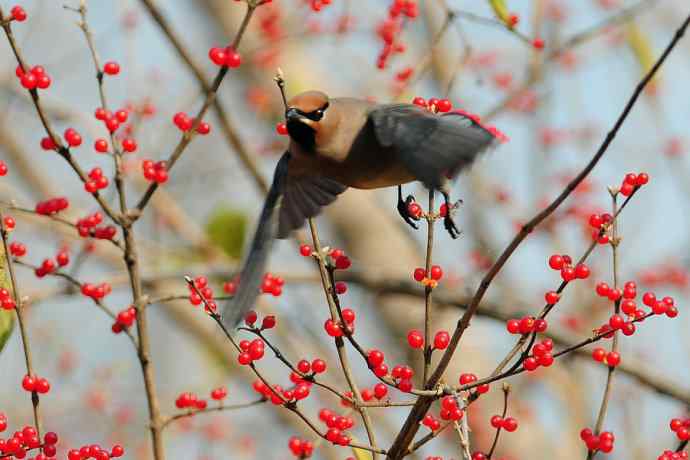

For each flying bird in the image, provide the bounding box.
[222,90,504,328]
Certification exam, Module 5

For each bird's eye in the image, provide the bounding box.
[305,108,325,121]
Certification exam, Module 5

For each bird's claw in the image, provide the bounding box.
[444,215,461,239]
[442,197,463,239]
[397,194,420,230]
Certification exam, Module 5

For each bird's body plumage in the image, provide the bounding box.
[222,91,502,328]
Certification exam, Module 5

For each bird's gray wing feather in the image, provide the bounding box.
[369,104,497,189]
[221,152,290,329]
[222,152,346,329]
[277,175,347,238]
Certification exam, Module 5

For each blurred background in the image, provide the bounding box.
[1,0,690,459]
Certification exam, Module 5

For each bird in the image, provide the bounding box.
[222,90,504,328]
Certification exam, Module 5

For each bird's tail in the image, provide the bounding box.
[221,152,291,329]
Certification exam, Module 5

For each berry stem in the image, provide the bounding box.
[423,189,435,385]
[307,217,380,458]
[487,384,511,459]
[587,193,622,460]
[0,210,42,438]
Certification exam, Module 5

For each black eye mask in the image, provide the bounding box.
[300,102,329,121]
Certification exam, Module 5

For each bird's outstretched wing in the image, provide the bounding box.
[369,104,497,190]
[222,152,346,329]
[278,175,347,238]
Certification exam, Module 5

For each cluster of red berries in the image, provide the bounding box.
[296,358,327,376]
[638,263,688,288]
[0,288,16,310]
[76,212,116,240]
[15,64,52,90]
[63,128,83,148]
[141,160,169,184]
[21,374,50,394]
[412,265,443,288]
[80,282,112,300]
[580,428,615,453]
[375,0,417,69]
[324,308,355,337]
[208,46,242,68]
[618,172,649,197]
[94,107,133,137]
[439,396,464,421]
[85,167,109,193]
[288,436,314,458]
[412,97,452,113]
[34,249,69,277]
[0,423,59,459]
[422,413,442,431]
[591,348,621,367]
[669,417,690,441]
[548,254,591,281]
[490,414,519,432]
[506,316,548,335]
[260,272,284,296]
[244,311,276,330]
[187,275,218,313]
[67,443,124,460]
[237,338,268,366]
[9,241,26,257]
[360,383,389,401]
[172,112,211,134]
[523,338,554,371]
[321,413,352,445]
[3,215,15,232]
[325,247,351,270]
[253,378,311,405]
[657,451,688,460]
[366,349,388,377]
[35,197,69,215]
[458,372,489,394]
[175,392,208,410]
[111,306,136,334]
[390,364,414,392]
[587,212,613,244]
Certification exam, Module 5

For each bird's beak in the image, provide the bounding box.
[285,107,303,122]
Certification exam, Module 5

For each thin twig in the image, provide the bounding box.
[423,190,435,385]
[160,399,266,430]
[0,211,42,437]
[307,218,380,459]
[487,384,511,459]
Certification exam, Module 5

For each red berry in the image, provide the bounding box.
[575,263,590,279]
[548,254,564,270]
[407,330,424,348]
[544,291,559,304]
[433,330,450,349]
[276,122,288,135]
[523,357,538,371]
[225,49,242,68]
[605,351,621,367]
[94,139,109,153]
[502,417,518,432]
[299,244,312,256]
[532,38,545,49]
[413,268,426,281]
[209,47,227,66]
[311,359,327,373]
[373,383,388,399]
[261,315,276,329]
[367,349,385,367]
[592,347,606,362]
[490,415,503,428]
[121,138,137,152]
[608,314,625,330]
[506,319,520,334]
[429,265,443,281]
[103,61,120,75]
[11,6,27,21]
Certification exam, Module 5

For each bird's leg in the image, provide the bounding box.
[441,189,463,239]
[397,185,420,229]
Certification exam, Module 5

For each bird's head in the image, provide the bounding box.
[285,90,331,151]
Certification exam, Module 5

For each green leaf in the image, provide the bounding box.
[205,207,248,260]
[0,250,15,354]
